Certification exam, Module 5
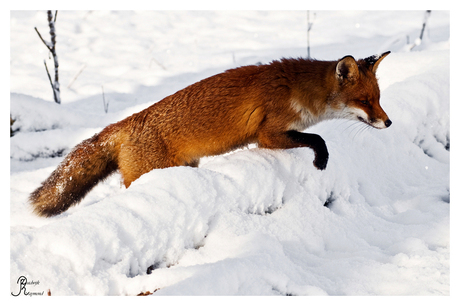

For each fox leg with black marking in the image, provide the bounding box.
[285,131,329,170]
[257,130,329,170]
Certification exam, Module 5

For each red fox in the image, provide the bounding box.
[30,52,391,217]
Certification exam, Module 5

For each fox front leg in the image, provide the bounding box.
[258,130,329,170]
[285,130,329,170]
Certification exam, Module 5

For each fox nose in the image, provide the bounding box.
[384,119,392,128]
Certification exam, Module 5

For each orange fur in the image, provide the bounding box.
[29,53,391,217]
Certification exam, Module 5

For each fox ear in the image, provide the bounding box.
[336,56,359,84]
[364,51,391,73]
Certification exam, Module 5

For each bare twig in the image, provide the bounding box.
[410,10,432,51]
[35,10,61,104]
[149,57,166,70]
[306,11,316,59]
[418,10,431,40]
[101,86,109,113]
[44,60,58,103]
[34,27,52,51]
[48,10,60,103]
[67,64,86,89]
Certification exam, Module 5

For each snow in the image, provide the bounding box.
[9,10,453,297]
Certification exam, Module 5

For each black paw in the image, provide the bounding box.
[312,139,329,170]
[313,154,328,170]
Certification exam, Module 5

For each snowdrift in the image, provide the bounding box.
[10,11,449,296]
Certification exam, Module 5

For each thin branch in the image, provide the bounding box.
[101,86,109,113]
[48,11,57,50]
[67,64,86,89]
[44,60,53,88]
[44,60,58,103]
[410,10,432,51]
[35,10,61,104]
[48,10,60,104]
[34,27,52,51]
[149,57,167,70]
[418,10,431,40]
[306,11,316,59]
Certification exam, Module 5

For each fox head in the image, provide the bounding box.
[331,51,392,129]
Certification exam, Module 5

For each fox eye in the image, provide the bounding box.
[360,100,370,106]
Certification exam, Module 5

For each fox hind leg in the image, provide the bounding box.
[118,142,173,188]
[185,159,199,167]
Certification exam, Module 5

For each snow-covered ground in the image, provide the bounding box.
[10,10,451,296]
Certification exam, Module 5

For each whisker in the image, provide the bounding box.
[337,119,375,144]
[352,123,372,142]
[343,121,361,136]
[342,121,359,142]
[333,119,351,131]
[351,125,363,142]
[349,122,364,138]
[363,124,373,136]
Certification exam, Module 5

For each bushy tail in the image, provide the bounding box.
[29,126,121,217]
